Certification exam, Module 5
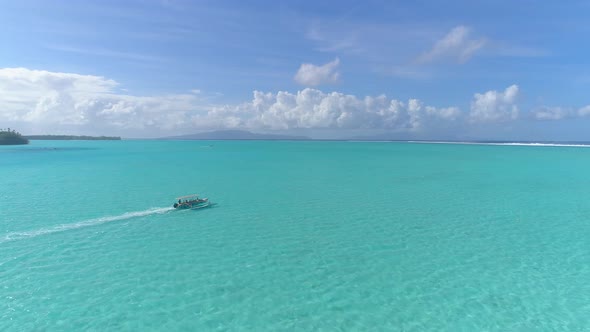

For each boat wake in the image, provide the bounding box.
[0,207,173,244]
[406,140,590,148]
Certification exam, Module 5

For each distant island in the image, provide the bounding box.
[25,135,121,140]
[160,130,310,140]
[0,128,29,145]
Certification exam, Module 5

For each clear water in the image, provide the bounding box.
[1,140,589,331]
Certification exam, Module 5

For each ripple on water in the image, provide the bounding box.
[1,141,590,331]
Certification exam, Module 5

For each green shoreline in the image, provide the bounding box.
[0,129,29,145]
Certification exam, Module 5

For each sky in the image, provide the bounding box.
[1,0,590,140]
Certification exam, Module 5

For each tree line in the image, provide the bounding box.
[0,128,29,145]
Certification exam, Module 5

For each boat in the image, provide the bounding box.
[173,194,210,209]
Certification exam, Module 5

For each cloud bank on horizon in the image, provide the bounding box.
[2,67,589,139]
[1,0,589,139]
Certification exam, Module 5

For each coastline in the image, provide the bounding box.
[124,137,590,147]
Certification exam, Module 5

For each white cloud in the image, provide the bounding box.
[0,68,204,134]
[533,107,571,120]
[416,26,486,64]
[0,67,466,136]
[427,106,461,120]
[469,84,519,123]
[530,105,590,121]
[578,105,590,117]
[294,58,341,86]
[208,90,462,132]
[18,67,590,139]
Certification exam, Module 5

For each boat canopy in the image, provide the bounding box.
[176,194,201,200]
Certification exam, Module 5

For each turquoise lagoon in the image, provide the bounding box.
[1,140,589,331]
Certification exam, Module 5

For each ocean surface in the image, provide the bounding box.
[1,140,589,331]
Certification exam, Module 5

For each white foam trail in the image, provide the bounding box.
[0,207,173,244]
[482,142,590,147]
[406,141,590,148]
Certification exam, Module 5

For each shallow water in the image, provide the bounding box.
[1,140,589,331]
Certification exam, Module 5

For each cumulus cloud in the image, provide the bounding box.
[530,105,590,121]
[20,67,590,139]
[532,107,571,120]
[0,68,204,134]
[0,67,464,136]
[469,84,519,123]
[294,58,341,86]
[204,90,462,132]
[416,26,486,64]
[536,105,590,120]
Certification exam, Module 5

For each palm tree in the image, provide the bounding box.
[0,128,29,145]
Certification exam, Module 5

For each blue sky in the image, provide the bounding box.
[1,0,590,139]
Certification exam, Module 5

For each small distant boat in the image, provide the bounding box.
[173,194,210,210]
